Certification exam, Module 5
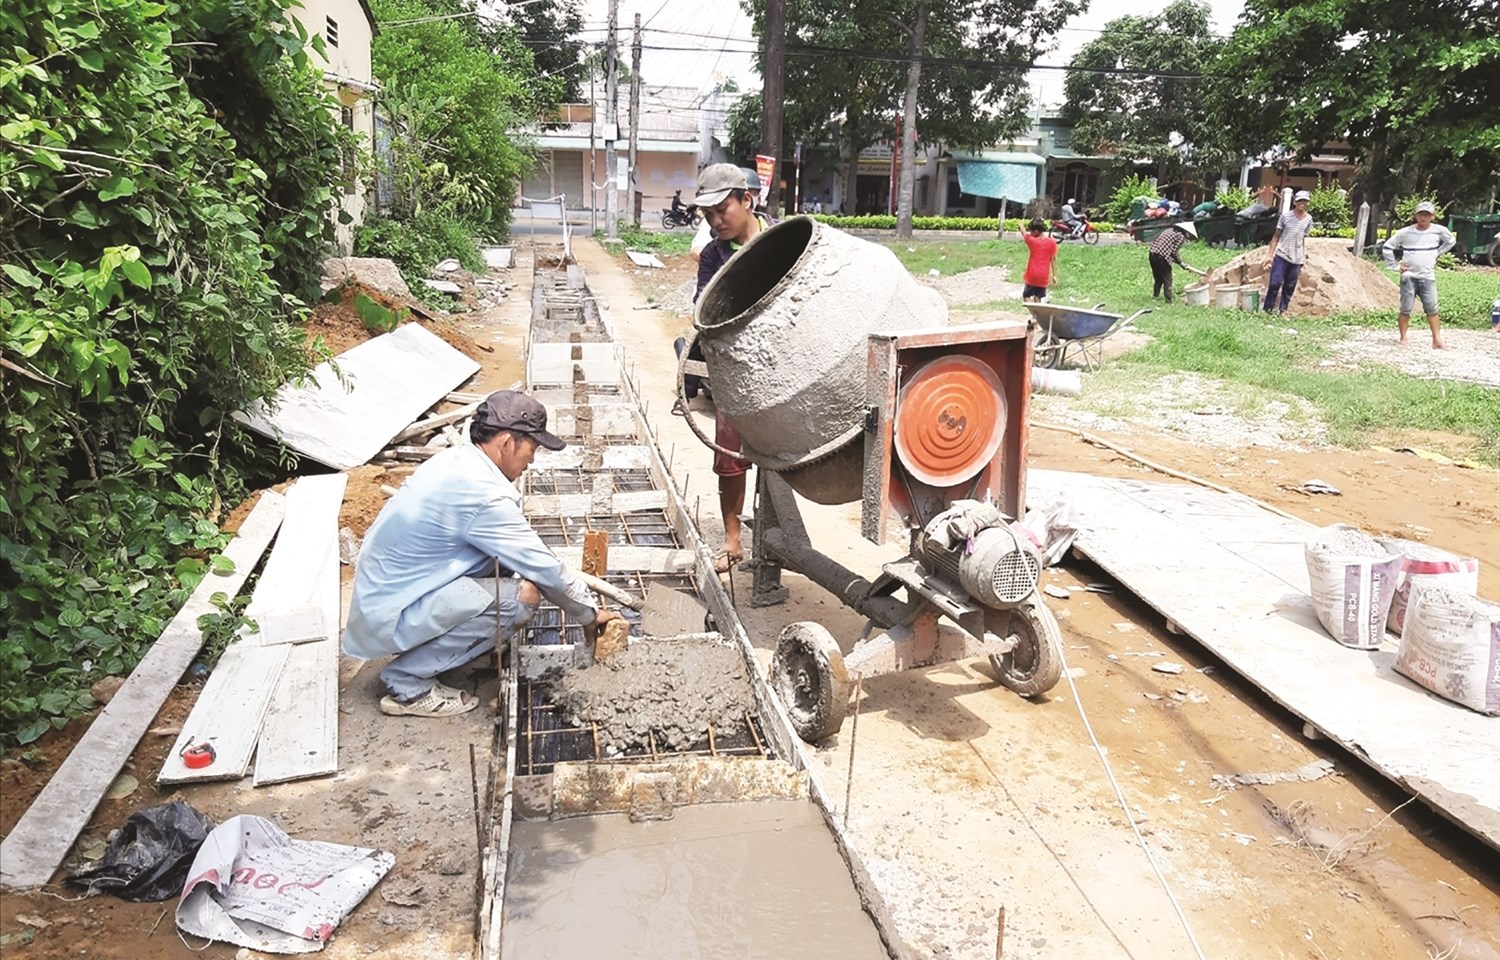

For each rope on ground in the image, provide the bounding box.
[1031,420,1304,524]
[1056,642,1212,960]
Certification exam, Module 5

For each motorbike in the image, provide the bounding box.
[661,206,700,230]
[1048,216,1100,245]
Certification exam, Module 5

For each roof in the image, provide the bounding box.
[949,150,1046,167]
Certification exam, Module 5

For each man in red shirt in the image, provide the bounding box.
[1019,218,1058,302]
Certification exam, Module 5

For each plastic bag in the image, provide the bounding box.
[67,800,215,901]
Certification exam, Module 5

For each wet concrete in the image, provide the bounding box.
[501,800,889,960]
[547,639,753,753]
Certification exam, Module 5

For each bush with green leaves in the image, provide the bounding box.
[1104,174,1159,223]
[354,210,483,287]
[1,0,340,746]
[1215,186,1252,213]
[810,214,1120,233]
[1307,185,1351,229]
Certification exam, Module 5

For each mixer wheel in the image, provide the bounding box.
[771,622,850,742]
[988,598,1063,697]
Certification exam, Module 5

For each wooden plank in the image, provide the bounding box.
[1028,468,1500,850]
[160,474,346,785]
[391,400,482,445]
[552,547,696,574]
[236,324,480,470]
[522,490,666,516]
[0,493,287,890]
[158,641,289,784]
[253,476,345,784]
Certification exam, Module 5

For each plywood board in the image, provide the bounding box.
[522,490,667,516]
[250,474,347,640]
[532,445,652,471]
[0,493,286,890]
[237,324,480,470]
[157,632,290,784]
[1028,468,1500,850]
[527,342,618,385]
[546,403,637,438]
[624,250,665,269]
[552,547,696,574]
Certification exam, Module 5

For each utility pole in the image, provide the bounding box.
[604,0,618,238]
[629,13,642,227]
[759,0,786,215]
[589,60,597,234]
[895,0,928,239]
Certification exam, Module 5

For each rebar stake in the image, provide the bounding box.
[843,675,864,829]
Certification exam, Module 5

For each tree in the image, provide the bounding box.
[1213,0,1500,243]
[510,0,586,104]
[745,0,1082,230]
[370,0,548,232]
[1062,0,1229,182]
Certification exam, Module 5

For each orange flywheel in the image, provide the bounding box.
[893,355,1007,487]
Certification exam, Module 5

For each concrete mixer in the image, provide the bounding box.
[678,217,1064,742]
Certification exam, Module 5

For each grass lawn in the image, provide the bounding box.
[599,226,696,256]
[887,238,1500,463]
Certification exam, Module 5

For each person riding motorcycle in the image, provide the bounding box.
[671,190,685,215]
[1059,198,1086,239]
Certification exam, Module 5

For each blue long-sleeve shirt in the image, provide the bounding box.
[344,444,597,658]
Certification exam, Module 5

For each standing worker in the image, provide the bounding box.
[691,163,775,573]
[1147,220,1206,302]
[344,390,625,718]
[1383,201,1456,348]
[1262,189,1316,314]
[1019,218,1059,302]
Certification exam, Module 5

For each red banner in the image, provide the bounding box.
[754,154,776,207]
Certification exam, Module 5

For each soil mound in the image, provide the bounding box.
[305,280,486,360]
[1203,238,1400,317]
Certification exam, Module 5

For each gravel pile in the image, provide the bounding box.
[1330,327,1500,388]
[919,265,1022,305]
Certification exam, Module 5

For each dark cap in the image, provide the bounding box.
[479,390,565,450]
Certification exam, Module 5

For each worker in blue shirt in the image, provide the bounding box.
[345,390,624,718]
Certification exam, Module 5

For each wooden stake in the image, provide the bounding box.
[995,906,1005,959]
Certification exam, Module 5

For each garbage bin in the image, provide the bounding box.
[1131,215,1189,245]
[1196,213,1236,248]
[1234,211,1279,248]
[1447,213,1500,263]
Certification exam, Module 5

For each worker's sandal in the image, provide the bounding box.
[379,686,478,718]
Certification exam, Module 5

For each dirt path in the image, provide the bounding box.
[574,238,1500,960]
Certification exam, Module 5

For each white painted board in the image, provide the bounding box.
[1028,468,1500,850]
[482,247,514,269]
[523,490,667,516]
[237,324,480,470]
[625,250,665,269]
[532,446,653,471]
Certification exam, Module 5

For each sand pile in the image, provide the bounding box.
[1203,238,1400,317]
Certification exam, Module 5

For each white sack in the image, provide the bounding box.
[1395,587,1500,716]
[1377,537,1480,634]
[1304,525,1402,649]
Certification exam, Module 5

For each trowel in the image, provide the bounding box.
[576,571,709,637]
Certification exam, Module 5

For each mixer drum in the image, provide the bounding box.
[695,217,947,504]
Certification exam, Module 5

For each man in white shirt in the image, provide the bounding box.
[345,391,624,718]
[1262,189,1315,314]
[1383,201,1457,349]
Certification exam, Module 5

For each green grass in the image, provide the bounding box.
[601,226,695,255]
[887,238,1500,462]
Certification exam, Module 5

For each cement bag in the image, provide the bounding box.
[1304,525,1402,649]
[1377,538,1480,634]
[1394,587,1500,715]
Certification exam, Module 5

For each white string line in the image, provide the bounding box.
[1056,641,1211,960]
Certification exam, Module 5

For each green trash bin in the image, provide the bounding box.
[1196,213,1236,248]
[1132,215,1189,245]
[1447,213,1500,262]
[1234,211,1279,248]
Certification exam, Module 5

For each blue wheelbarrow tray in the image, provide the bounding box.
[1025,302,1153,371]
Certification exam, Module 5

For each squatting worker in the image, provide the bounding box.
[1147,220,1206,302]
[344,390,625,718]
[1262,189,1315,314]
[1383,201,1457,350]
[694,163,774,574]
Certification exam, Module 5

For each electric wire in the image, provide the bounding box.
[1054,641,1213,960]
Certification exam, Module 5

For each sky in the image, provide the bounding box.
[576,0,1247,107]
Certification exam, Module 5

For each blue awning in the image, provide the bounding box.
[955,160,1041,201]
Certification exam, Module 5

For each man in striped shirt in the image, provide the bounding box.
[1262,190,1315,314]
[1383,201,1456,348]
[1147,221,1206,301]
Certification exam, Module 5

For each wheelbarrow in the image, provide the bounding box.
[1026,302,1151,371]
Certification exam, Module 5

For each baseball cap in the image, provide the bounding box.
[1293,190,1312,202]
[693,163,750,208]
[479,390,565,450]
[1415,201,1436,214]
